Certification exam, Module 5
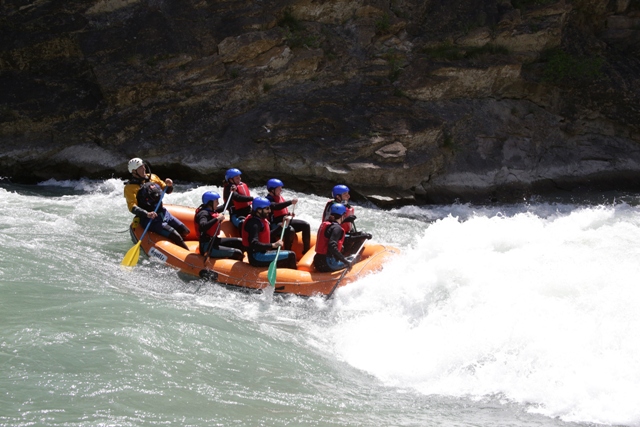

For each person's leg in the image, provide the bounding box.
[342,236,357,256]
[343,234,368,256]
[207,246,243,260]
[283,226,295,250]
[277,251,297,269]
[326,256,348,271]
[165,210,190,237]
[313,254,331,272]
[199,237,211,255]
[252,250,297,269]
[159,222,189,250]
[219,237,245,252]
[250,251,273,267]
[146,217,164,235]
[144,218,188,250]
[301,221,311,253]
[231,214,245,229]
[290,219,311,253]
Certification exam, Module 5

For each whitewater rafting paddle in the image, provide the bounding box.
[204,193,234,264]
[195,194,234,287]
[121,186,167,269]
[267,217,289,287]
[326,239,366,299]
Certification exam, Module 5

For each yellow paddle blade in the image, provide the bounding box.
[121,241,142,269]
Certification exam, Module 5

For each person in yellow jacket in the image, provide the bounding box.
[124,157,174,223]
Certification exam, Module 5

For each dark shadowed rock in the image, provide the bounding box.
[1,0,639,206]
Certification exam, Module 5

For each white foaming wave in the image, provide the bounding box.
[325,206,640,426]
[37,178,121,193]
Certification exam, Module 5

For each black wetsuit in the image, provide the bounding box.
[195,205,244,260]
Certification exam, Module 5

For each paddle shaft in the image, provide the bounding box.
[326,239,366,299]
[121,186,167,268]
[138,187,168,242]
[267,218,288,286]
[204,194,233,261]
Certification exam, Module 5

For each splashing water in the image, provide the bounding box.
[1,179,640,426]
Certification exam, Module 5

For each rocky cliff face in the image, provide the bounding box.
[1,0,639,204]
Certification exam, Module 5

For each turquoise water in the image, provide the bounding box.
[1,179,638,426]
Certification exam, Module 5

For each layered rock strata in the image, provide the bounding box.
[1,0,639,205]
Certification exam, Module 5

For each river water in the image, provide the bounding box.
[1,178,638,427]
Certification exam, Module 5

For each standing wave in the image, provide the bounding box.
[320,205,640,426]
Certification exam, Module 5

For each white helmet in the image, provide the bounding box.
[127,157,144,173]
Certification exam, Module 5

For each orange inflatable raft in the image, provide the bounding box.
[130,204,399,297]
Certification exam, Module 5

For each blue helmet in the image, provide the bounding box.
[252,196,271,210]
[332,184,349,198]
[202,191,220,205]
[225,168,242,181]
[330,203,347,216]
[267,178,284,191]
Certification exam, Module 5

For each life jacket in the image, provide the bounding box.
[241,214,271,247]
[322,200,355,233]
[136,182,163,211]
[343,205,355,233]
[194,206,221,238]
[231,182,252,212]
[315,221,345,255]
[124,173,164,212]
[267,194,289,218]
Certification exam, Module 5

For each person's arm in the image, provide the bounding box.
[124,184,139,213]
[271,200,291,211]
[271,201,292,224]
[131,205,148,218]
[327,225,349,263]
[196,210,218,233]
[343,215,357,224]
[232,192,253,203]
[151,174,173,194]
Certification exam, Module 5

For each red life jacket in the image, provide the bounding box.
[241,214,271,247]
[269,194,289,218]
[315,221,345,255]
[322,200,355,233]
[342,206,355,233]
[232,182,252,211]
[194,206,221,238]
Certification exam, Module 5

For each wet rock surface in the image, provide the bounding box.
[1,0,639,205]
